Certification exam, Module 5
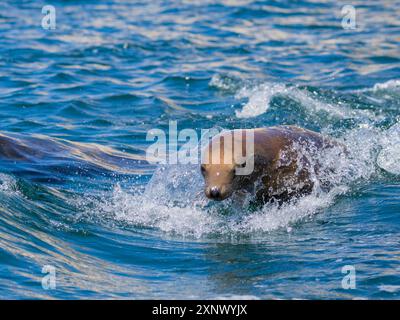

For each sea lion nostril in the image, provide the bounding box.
[210,187,220,198]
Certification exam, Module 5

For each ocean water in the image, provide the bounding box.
[1,0,400,299]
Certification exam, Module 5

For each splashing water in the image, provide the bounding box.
[0,174,17,195]
[377,122,400,175]
[85,123,383,238]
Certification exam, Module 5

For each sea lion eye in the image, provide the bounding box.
[200,165,206,175]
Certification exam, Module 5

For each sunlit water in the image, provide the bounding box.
[1,0,400,299]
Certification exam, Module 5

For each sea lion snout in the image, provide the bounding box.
[209,187,220,199]
[205,184,232,201]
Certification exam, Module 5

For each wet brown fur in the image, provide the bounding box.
[201,125,342,203]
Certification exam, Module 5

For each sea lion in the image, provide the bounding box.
[200,125,344,203]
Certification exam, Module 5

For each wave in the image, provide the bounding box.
[235,82,379,121]
[0,132,149,175]
[3,76,398,239]
[73,77,400,238]
[369,79,400,92]
[210,74,400,123]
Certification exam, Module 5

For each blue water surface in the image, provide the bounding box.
[1,0,400,299]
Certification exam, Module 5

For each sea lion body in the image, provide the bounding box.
[201,125,343,203]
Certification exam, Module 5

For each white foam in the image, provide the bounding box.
[209,74,238,91]
[377,122,400,175]
[372,79,400,91]
[356,79,400,94]
[0,174,18,195]
[235,83,286,118]
[234,82,375,121]
[237,187,345,233]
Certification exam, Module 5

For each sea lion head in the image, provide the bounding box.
[201,130,254,201]
[201,162,237,201]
